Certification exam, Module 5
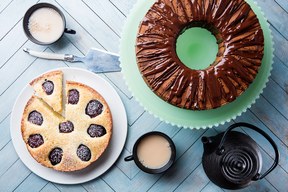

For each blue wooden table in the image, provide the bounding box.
[0,0,287,191]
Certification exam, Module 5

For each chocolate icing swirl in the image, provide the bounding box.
[136,0,264,110]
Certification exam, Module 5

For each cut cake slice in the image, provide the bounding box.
[30,70,63,114]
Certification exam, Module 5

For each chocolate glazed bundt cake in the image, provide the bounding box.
[136,0,264,110]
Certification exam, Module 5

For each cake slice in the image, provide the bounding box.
[30,70,63,114]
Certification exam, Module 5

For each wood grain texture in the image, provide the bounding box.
[0,0,39,40]
[275,0,288,13]
[255,0,288,39]
[271,56,288,92]
[0,115,11,150]
[0,0,287,191]
[14,173,47,192]
[40,183,60,192]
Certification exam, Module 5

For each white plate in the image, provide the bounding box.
[10,67,127,184]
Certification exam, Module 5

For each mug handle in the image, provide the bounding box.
[64,28,76,34]
[217,122,280,180]
[124,155,134,161]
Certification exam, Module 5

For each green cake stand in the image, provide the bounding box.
[119,0,274,129]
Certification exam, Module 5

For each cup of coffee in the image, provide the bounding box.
[124,131,176,174]
[23,3,76,45]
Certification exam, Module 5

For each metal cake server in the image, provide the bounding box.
[23,48,121,73]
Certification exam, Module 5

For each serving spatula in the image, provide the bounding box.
[23,48,121,73]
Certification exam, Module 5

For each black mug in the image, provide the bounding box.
[124,131,176,174]
[23,3,76,45]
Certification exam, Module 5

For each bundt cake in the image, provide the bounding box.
[136,0,264,110]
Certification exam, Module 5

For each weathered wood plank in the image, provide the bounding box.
[115,148,140,179]
[271,25,288,66]
[0,20,28,69]
[105,72,133,99]
[101,76,144,126]
[0,0,12,13]
[109,0,137,16]
[82,177,114,192]
[174,164,209,192]
[154,121,181,139]
[275,0,288,15]
[171,127,207,160]
[0,114,11,150]
[0,0,38,40]
[224,179,278,192]
[201,182,224,192]
[82,0,126,36]
[40,183,60,192]
[271,56,288,93]
[250,95,288,146]
[0,159,31,192]
[255,0,288,40]
[130,171,160,192]
[101,165,131,192]
[0,141,18,177]
[55,0,119,53]
[229,172,278,191]
[262,78,288,119]
[14,173,48,192]
[53,184,88,192]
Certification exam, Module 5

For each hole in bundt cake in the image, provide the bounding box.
[28,134,44,148]
[42,80,54,95]
[176,26,219,70]
[49,147,63,165]
[68,89,79,104]
[87,124,106,138]
[28,110,43,125]
[59,121,74,133]
[77,144,91,161]
[85,100,103,118]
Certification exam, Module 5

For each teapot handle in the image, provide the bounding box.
[217,122,279,180]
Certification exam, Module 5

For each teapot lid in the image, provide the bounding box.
[220,146,261,185]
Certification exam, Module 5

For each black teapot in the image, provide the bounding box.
[201,122,279,190]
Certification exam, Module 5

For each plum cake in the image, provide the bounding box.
[21,70,112,171]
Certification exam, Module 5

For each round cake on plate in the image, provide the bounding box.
[136,0,264,110]
[21,70,112,172]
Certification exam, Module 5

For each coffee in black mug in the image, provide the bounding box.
[23,3,76,45]
[124,131,176,174]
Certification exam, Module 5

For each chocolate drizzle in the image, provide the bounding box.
[135,0,264,110]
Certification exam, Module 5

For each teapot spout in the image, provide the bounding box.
[201,136,213,145]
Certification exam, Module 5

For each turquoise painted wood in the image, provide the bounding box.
[0,0,287,191]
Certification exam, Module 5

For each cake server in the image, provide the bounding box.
[23,48,121,73]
